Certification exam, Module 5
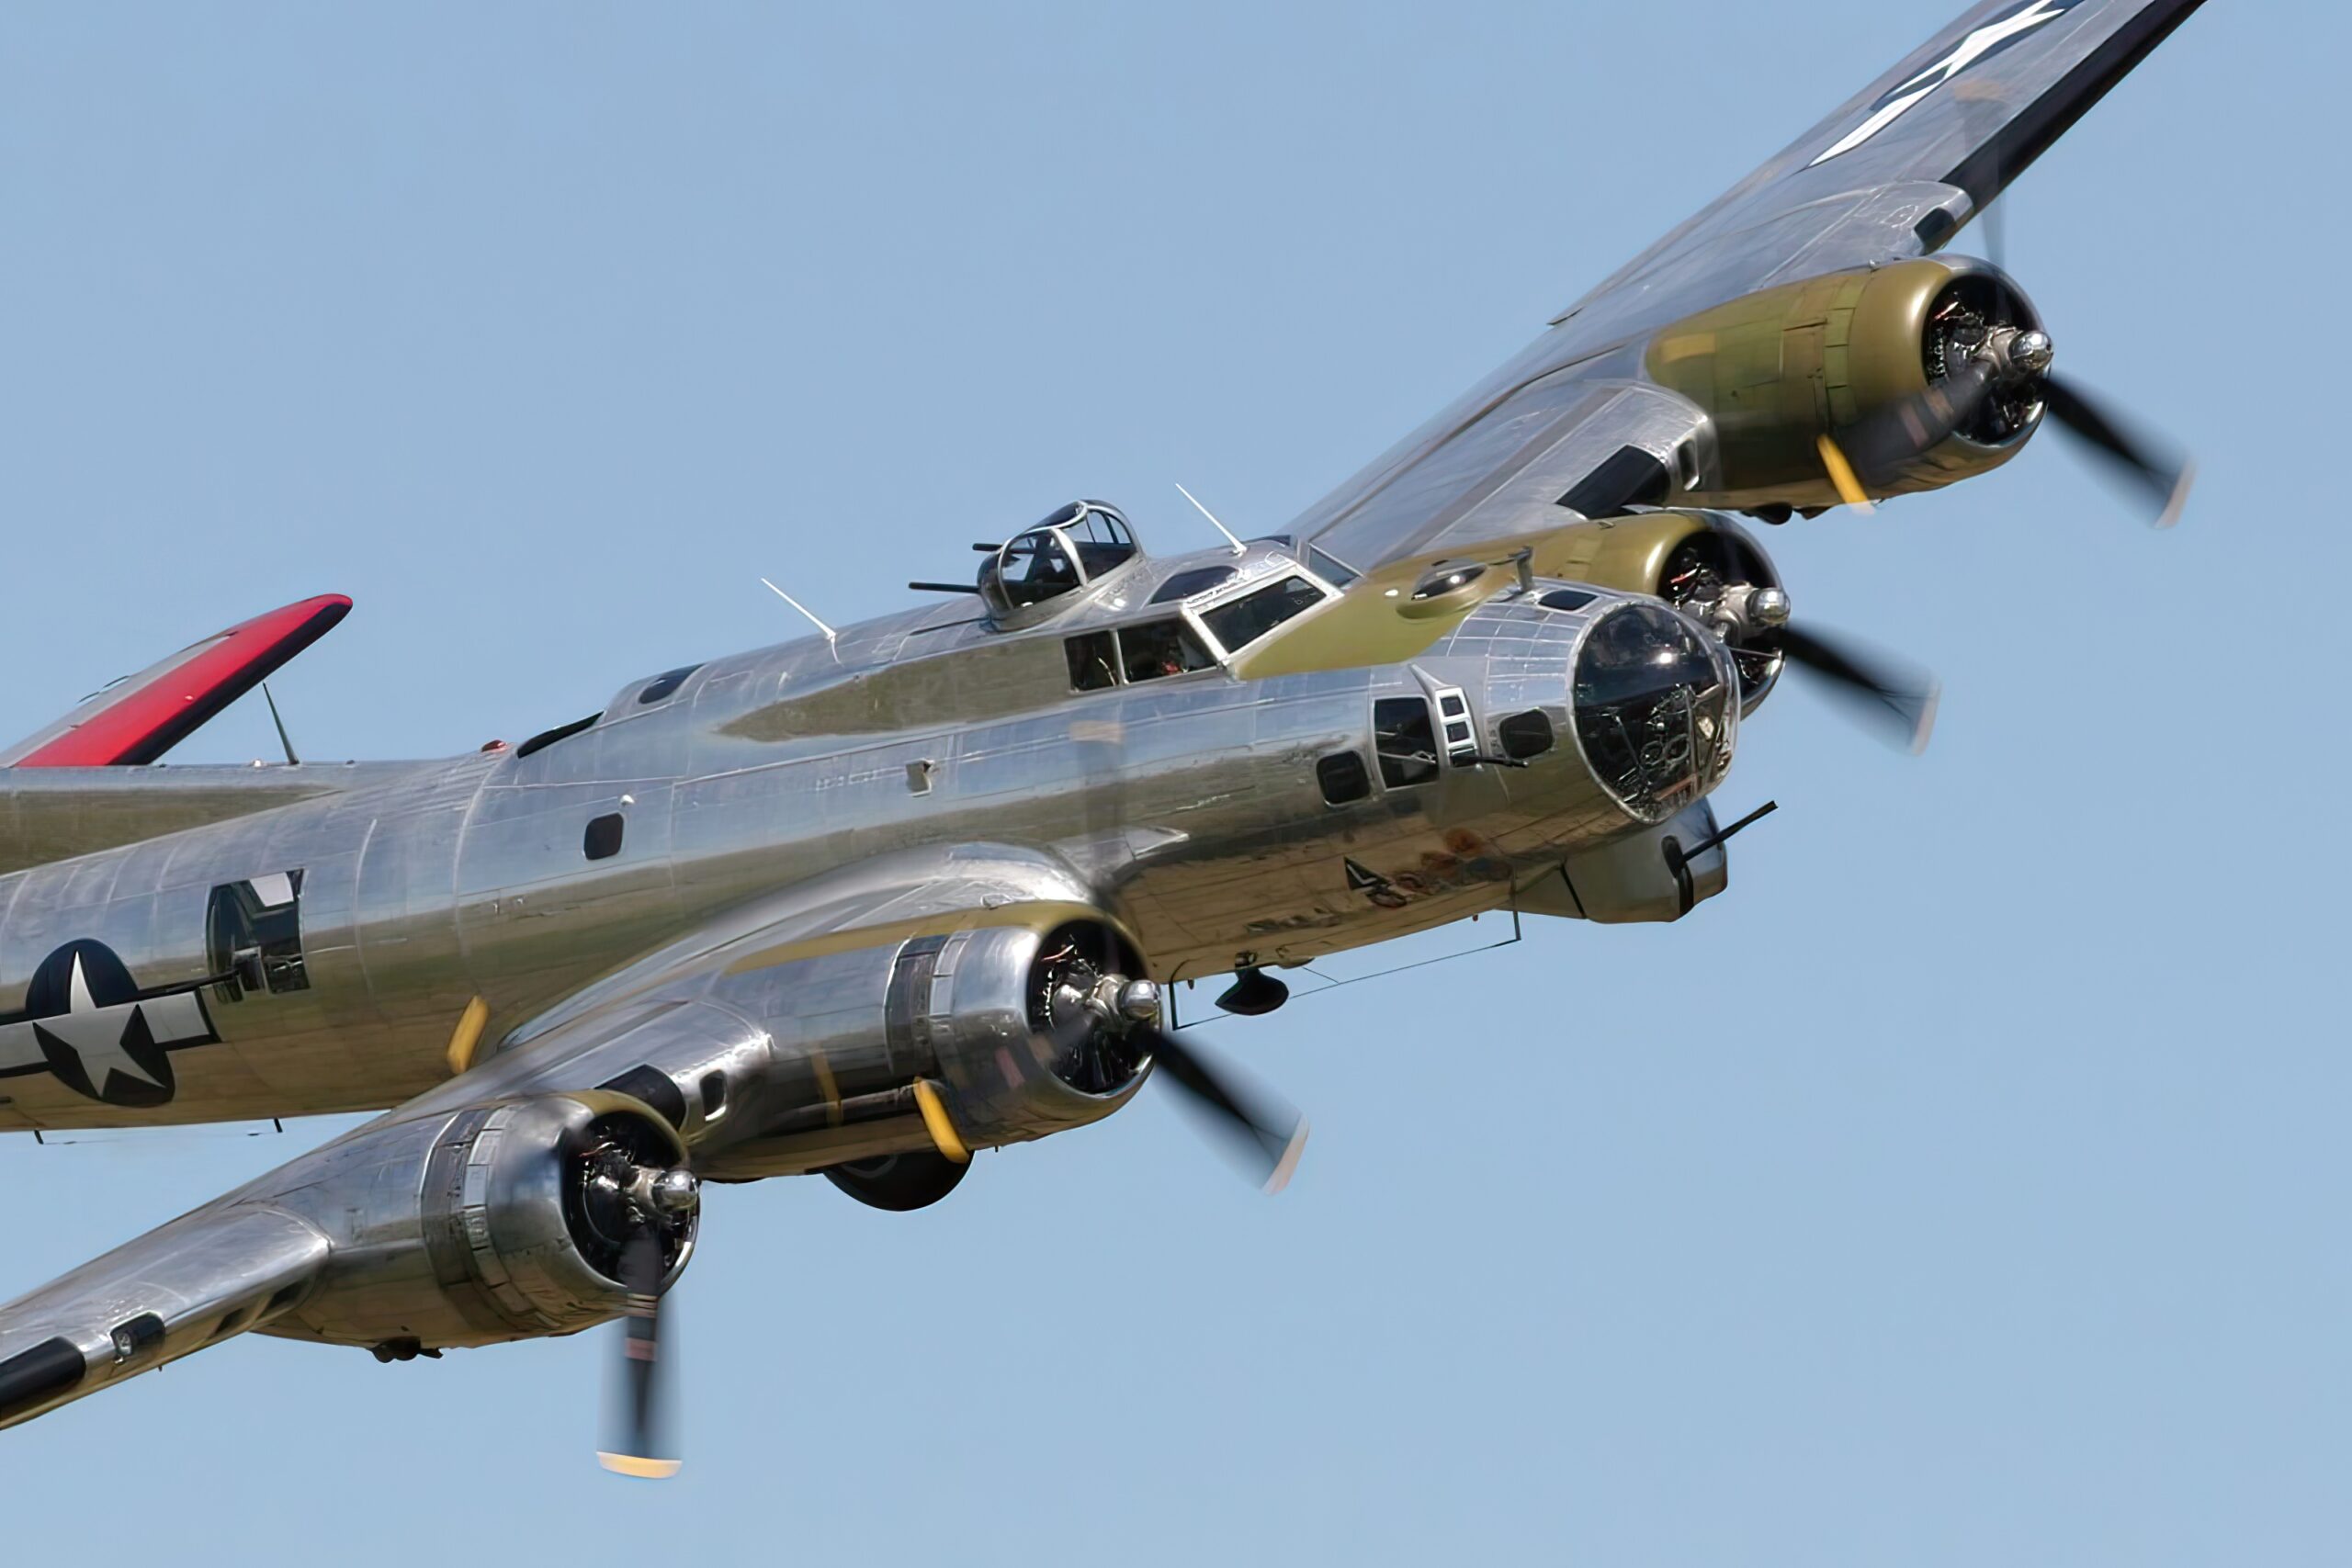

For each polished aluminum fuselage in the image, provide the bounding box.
[0,547,1707,1134]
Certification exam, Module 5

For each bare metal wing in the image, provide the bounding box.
[0,841,1303,1435]
[1291,0,2207,578]
[1558,0,2204,341]
[0,845,1250,1432]
[0,1205,331,1425]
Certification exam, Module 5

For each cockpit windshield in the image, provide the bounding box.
[978,501,1140,623]
[1199,573,1326,654]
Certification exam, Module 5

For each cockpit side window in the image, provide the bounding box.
[638,664,702,704]
[1199,573,1327,656]
[1374,697,1439,788]
[1308,546,1361,588]
[1065,630,1118,692]
[1120,619,1215,682]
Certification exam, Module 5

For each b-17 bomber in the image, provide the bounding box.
[0,0,2210,1474]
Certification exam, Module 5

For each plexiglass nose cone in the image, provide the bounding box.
[1571,604,1736,822]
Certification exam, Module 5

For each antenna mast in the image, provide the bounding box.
[760,578,838,651]
[1174,482,1247,556]
[261,682,300,766]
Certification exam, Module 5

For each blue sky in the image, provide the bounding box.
[0,3,2340,1563]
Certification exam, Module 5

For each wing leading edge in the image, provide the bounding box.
[1566,0,2210,332]
[0,840,1317,1433]
[1294,0,2209,579]
[0,845,1120,1431]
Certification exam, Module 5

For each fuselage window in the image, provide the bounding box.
[515,712,601,759]
[1200,574,1327,655]
[1065,631,1119,692]
[207,871,310,1003]
[583,813,626,862]
[638,664,701,704]
[1317,750,1372,805]
[1150,566,1238,604]
[1121,619,1215,682]
[1538,588,1596,613]
[1374,697,1440,788]
[1498,709,1555,760]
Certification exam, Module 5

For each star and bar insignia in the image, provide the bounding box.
[0,940,224,1108]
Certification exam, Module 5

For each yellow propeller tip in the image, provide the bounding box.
[2154,461,2195,530]
[598,1452,683,1480]
[1262,1118,1310,1196]
[910,1077,971,1165]
[1815,435,1875,513]
[1909,684,1942,756]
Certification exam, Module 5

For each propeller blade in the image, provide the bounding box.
[1139,1025,1308,1195]
[1976,178,2008,275]
[1775,625,1941,754]
[1831,357,1998,495]
[2041,375,2194,529]
[597,1226,681,1479]
[1066,645,1309,1190]
[1815,434,1874,513]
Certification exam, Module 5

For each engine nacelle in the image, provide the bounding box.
[694,913,1154,1179]
[1645,256,2043,509]
[1536,509,1787,717]
[260,1090,694,1352]
[916,919,1153,1145]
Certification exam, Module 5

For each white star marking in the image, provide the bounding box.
[34,953,164,1089]
[1810,0,2075,167]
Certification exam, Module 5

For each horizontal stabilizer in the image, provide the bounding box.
[0,594,351,768]
[0,761,438,879]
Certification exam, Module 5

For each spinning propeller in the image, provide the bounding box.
[1130,1021,1307,1194]
[591,1152,699,1479]
[1824,324,2192,529]
[1826,93,2193,529]
[1665,537,1940,754]
[1752,133,2192,744]
[1766,619,1940,756]
[1038,922,1310,1195]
